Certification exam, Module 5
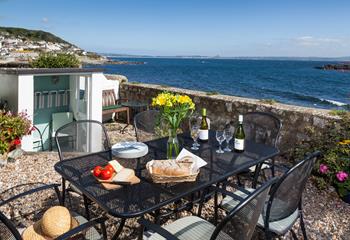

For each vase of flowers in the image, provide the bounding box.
[0,110,33,165]
[152,92,195,159]
[317,139,350,203]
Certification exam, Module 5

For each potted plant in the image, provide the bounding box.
[316,139,350,203]
[0,110,33,166]
[152,92,195,159]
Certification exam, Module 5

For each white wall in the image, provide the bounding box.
[17,75,34,151]
[0,73,19,112]
[90,73,103,122]
[102,77,120,99]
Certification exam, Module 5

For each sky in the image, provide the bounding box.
[0,0,349,57]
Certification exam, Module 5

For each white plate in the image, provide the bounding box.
[112,141,149,159]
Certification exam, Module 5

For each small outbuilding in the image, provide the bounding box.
[0,68,106,151]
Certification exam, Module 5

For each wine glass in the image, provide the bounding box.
[189,114,201,147]
[215,130,225,153]
[190,125,200,150]
[223,125,234,152]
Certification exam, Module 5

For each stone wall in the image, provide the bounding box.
[120,82,338,156]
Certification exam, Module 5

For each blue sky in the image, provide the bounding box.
[0,0,349,57]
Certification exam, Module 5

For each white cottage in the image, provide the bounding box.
[0,68,109,151]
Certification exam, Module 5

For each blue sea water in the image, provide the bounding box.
[86,58,350,110]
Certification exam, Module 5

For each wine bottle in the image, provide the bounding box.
[198,108,209,142]
[234,115,245,152]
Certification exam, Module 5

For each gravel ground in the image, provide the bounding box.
[0,122,349,240]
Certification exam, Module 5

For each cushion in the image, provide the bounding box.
[221,188,254,212]
[102,104,123,111]
[71,212,103,240]
[257,209,299,235]
[145,216,233,240]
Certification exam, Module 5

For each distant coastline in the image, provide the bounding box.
[100,53,350,62]
[0,57,145,68]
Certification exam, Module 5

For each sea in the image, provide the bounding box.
[85,57,350,110]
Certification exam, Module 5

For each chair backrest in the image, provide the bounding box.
[0,183,106,240]
[211,178,278,240]
[52,112,74,135]
[243,112,282,148]
[55,120,111,161]
[134,110,161,142]
[0,183,61,240]
[102,89,117,107]
[265,151,320,223]
[0,211,22,240]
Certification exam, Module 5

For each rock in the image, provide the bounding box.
[7,148,24,162]
[315,63,350,71]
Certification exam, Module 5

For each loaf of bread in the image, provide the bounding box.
[148,156,195,177]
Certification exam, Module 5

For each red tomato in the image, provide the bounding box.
[93,166,103,177]
[100,169,113,180]
[104,164,115,173]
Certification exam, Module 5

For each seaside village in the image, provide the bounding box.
[0,33,85,63]
[0,34,349,240]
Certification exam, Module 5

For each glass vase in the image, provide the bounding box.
[167,128,180,159]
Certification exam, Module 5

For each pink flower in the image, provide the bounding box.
[336,171,348,182]
[319,164,328,174]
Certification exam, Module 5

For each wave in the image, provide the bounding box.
[260,88,349,107]
[320,99,347,106]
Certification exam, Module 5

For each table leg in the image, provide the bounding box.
[252,163,263,188]
[61,178,66,206]
[83,194,91,220]
[111,218,126,240]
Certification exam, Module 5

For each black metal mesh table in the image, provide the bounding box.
[54,131,279,220]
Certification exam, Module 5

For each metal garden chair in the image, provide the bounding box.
[0,182,107,240]
[139,177,277,240]
[50,112,74,150]
[238,112,282,186]
[55,120,112,218]
[220,151,320,240]
[134,110,161,142]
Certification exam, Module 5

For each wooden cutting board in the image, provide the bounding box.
[101,175,140,190]
[92,168,141,190]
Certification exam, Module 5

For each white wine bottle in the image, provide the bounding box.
[198,108,209,142]
[234,115,245,152]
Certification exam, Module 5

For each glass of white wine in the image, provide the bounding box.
[216,130,225,154]
[190,125,200,150]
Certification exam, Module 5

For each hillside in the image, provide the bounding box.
[0,26,73,46]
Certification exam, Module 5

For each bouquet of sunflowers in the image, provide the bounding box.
[152,92,195,158]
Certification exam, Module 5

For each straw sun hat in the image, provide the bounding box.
[22,206,79,240]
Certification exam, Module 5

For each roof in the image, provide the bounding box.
[0,68,104,75]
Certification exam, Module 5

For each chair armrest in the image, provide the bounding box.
[138,218,180,240]
[55,217,107,240]
[0,183,61,207]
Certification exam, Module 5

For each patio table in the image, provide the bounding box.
[54,130,279,239]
